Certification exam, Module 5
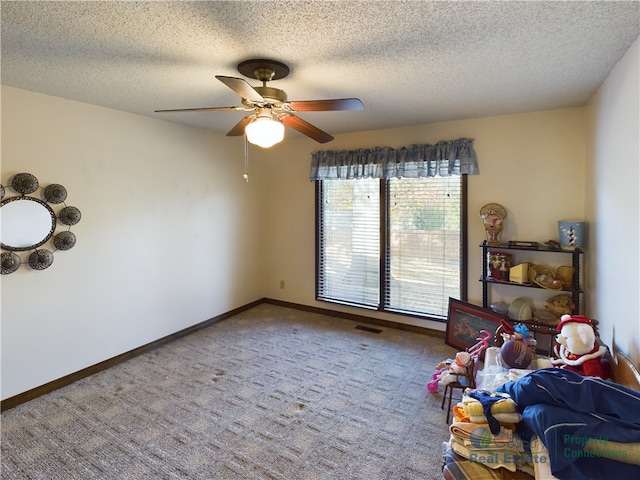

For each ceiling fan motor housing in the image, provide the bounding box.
[238,59,290,81]
[253,86,287,105]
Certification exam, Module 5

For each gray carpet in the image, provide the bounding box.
[1,304,457,479]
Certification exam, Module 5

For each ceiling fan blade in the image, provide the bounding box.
[216,75,265,102]
[281,114,334,143]
[287,98,364,112]
[155,106,242,113]
[226,116,254,136]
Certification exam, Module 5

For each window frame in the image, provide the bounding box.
[315,175,468,322]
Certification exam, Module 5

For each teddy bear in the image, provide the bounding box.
[550,314,608,379]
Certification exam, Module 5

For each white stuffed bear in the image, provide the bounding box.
[550,315,607,378]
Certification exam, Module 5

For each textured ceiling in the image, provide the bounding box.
[2,1,639,141]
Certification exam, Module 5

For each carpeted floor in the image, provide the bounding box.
[1,303,458,479]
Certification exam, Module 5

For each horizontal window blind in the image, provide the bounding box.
[385,177,462,318]
[316,176,464,319]
[317,179,380,307]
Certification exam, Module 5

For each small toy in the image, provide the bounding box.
[427,351,472,392]
[513,323,530,339]
[544,240,561,249]
[550,314,607,378]
[500,339,533,368]
[499,322,535,368]
[428,330,492,393]
[468,329,493,357]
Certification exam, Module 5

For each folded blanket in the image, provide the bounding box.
[448,435,524,472]
[442,441,504,480]
[462,391,517,417]
[450,422,521,448]
[468,412,522,425]
[462,389,522,433]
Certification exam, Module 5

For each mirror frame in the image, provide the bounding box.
[1,172,81,274]
[1,196,57,251]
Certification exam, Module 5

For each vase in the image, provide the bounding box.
[558,220,586,250]
[480,203,507,245]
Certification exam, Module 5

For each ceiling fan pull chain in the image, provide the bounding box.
[243,136,249,182]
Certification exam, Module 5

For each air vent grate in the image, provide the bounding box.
[355,325,382,334]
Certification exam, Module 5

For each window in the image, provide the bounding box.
[316,175,467,320]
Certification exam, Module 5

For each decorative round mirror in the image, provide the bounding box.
[1,173,81,274]
[1,196,56,251]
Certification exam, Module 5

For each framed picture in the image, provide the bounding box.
[445,298,502,357]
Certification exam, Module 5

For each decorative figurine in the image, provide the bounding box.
[480,203,507,245]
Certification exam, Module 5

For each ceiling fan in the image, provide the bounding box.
[155,59,364,148]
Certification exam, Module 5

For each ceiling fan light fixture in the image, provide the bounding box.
[245,116,285,148]
[156,59,363,145]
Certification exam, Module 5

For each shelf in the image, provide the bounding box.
[480,241,583,254]
[480,241,584,316]
[479,276,583,293]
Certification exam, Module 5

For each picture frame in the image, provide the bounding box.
[445,298,503,357]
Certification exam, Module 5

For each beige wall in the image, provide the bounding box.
[262,108,587,331]
[1,86,267,399]
[586,37,639,364]
[3,35,638,399]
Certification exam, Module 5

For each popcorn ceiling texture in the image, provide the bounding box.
[1,1,638,135]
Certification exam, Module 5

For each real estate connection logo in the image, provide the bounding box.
[467,427,629,465]
[558,433,629,461]
[467,426,538,466]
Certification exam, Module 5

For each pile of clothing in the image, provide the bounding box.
[457,389,522,430]
[496,368,640,479]
[447,388,535,475]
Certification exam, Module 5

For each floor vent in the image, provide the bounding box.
[355,325,382,334]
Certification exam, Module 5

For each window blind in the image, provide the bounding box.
[317,178,380,307]
[385,176,462,318]
[316,176,465,319]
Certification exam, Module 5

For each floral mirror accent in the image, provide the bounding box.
[1,173,81,274]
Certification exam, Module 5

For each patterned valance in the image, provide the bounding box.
[310,138,479,180]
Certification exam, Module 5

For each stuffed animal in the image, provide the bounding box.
[427,351,473,392]
[427,330,491,393]
[550,314,608,379]
[451,351,472,373]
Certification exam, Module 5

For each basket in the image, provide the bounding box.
[556,265,574,289]
[544,294,574,318]
[528,264,562,290]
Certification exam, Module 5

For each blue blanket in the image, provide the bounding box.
[496,368,640,479]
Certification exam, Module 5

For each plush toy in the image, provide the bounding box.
[452,351,472,373]
[427,351,473,392]
[550,314,608,379]
[427,330,491,393]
